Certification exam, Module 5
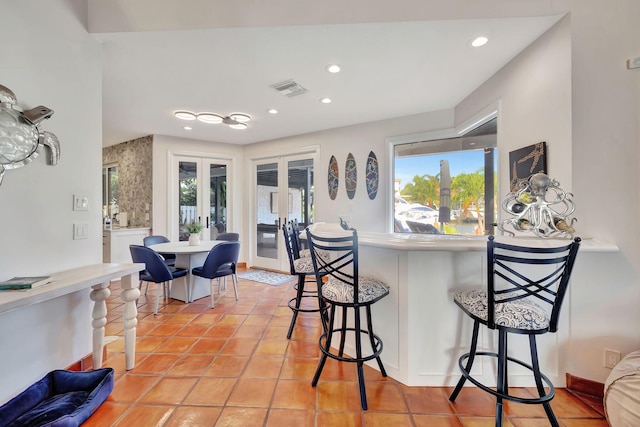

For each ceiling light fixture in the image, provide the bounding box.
[196,113,223,124]
[174,111,196,120]
[471,36,489,47]
[227,122,248,130]
[229,113,251,122]
[326,64,341,73]
[320,97,332,104]
[173,110,251,129]
[184,126,192,130]
[268,109,278,114]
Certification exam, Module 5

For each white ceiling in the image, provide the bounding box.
[93,14,562,147]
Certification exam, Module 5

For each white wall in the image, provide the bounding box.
[456,17,572,206]
[243,109,454,234]
[0,1,103,401]
[561,0,640,381]
[456,9,640,383]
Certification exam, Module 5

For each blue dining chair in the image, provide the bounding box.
[216,232,239,241]
[191,241,240,308]
[143,235,176,267]
[129,245,188,314]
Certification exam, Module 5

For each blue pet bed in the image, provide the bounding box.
[0,368,114,427]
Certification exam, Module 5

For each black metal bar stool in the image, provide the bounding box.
[282,222,327,339]
[306,227,389,410]
[449,236,581,426]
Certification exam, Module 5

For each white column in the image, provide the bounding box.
[120,272,141,370]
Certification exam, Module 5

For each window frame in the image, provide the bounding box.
[102,162,119,219]
[386,106,498,234]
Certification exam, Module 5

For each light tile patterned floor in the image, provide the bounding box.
[85,273,608,426]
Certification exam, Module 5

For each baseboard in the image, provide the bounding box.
[566,373,604,398]
[238,262,246,269]
[65,347,107,372]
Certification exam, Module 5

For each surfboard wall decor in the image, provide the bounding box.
[328,155,339,200]
[365,151,379,200]
[345,152,357,200]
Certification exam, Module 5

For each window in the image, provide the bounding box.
[393,117,497,236]
[102,164,119,220]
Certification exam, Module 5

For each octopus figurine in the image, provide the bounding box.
[498,173,577,238]
[0,84,60,185]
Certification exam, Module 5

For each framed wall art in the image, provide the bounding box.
[509,141,547,192]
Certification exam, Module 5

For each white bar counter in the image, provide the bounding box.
[320,229,618,387]
[0,263,144,371]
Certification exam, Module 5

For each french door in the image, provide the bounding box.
[252,152,315,271]
[173,156,229,242]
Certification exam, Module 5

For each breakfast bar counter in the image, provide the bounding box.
[332,230,618,387]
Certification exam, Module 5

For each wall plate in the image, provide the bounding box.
[73,223,89,240]
[73,194,89,211]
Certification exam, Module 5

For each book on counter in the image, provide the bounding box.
[0,276,55,290]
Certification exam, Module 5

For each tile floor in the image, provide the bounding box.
[85,273,608,426]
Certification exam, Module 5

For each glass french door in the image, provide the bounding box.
[174,156,229,241]
[252,153,315,271]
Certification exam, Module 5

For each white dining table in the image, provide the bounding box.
[149,240,226,302]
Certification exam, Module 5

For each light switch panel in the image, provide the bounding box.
[73,194,89,211]
[73,223,89,240]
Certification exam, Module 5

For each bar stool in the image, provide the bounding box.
[449,236,581,426]
[282,222,326,339]
[306,227,389,410]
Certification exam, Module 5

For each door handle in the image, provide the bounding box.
[206,216,209,228]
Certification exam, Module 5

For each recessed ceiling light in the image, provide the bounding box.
[184,126,192,130]
[268,109,278,114]
[326,64,341,73]
[174,111,196,120]
[320,97,332,104]
[229,113,251,122]
[471,36,489,47]
[197,113,223,124]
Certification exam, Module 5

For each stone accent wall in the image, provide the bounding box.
[102,135,153,228]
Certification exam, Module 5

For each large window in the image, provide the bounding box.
[393,118,497,235]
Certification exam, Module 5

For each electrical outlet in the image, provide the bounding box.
[604,349,621,369]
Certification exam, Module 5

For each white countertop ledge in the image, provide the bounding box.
[304,223,617,252]
[356,231,618,252]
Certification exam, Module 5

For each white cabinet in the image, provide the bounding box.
[103,228,150,263]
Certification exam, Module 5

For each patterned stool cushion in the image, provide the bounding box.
[293,250,331,274]
[453,288,549,331]
[299,249,311,258]
[293,256,315,274]
[322,276,389,304]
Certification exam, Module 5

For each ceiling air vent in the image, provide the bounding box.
[270,79,308,97]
